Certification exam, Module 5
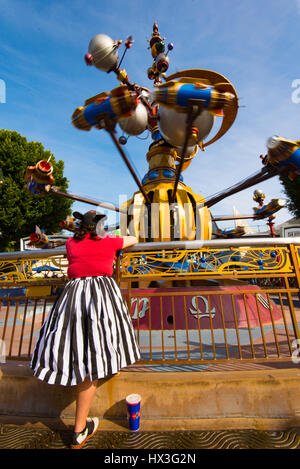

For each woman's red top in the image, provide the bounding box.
[66,234,124,278]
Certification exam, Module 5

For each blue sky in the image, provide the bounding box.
[0,0,299,232]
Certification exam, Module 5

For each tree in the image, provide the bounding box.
[280,174,300,219]
[0,130,73,251]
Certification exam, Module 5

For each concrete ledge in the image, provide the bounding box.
[1,361,300,431]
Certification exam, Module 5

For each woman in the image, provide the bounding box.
[30,210,140,449]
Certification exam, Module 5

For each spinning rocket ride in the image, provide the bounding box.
[25,22,299,242]
[71,22,239,242]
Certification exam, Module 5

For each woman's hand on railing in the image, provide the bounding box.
[122,236,138,249]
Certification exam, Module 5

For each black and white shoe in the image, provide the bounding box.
[71,417,99,449]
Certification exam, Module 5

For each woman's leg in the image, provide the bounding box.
[74,377,98,432]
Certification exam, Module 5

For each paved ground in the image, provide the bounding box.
[1,360,300,450]
[1,424,300,449]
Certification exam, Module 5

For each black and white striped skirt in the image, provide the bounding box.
[30,276,140,386]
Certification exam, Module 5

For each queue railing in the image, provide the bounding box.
[0,237,299,365]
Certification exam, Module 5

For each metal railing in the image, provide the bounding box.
[0,237,300,365]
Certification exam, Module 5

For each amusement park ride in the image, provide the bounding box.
[24,22,300,247]
[20,22,300,347]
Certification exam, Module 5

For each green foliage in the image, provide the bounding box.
[0,129,73,251]
[280,173,300,219]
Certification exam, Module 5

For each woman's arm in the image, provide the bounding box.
[121,236,138,249]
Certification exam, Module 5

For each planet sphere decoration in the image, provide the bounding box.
[24,22,300,243]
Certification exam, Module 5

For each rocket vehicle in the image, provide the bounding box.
[213,226,246,239]
[253,198,286,220]
[28,226,67,249]
[152,73,238,150]
[72,86,139,131]
[25,160,54,195]
[152,80,235,116]
[262,136,300,180]
[27,226,53,249]
[60,216,79,232]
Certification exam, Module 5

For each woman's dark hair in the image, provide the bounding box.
[73,225,101,241]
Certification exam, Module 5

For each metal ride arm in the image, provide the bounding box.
[212,214,256,222]
[48,107,153,223]
[171,99,204,204]
[99,113,151,207]
[107,127,151,206]
[204,166,281,208]
[49,186,126,213]
[212,210,285,223]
